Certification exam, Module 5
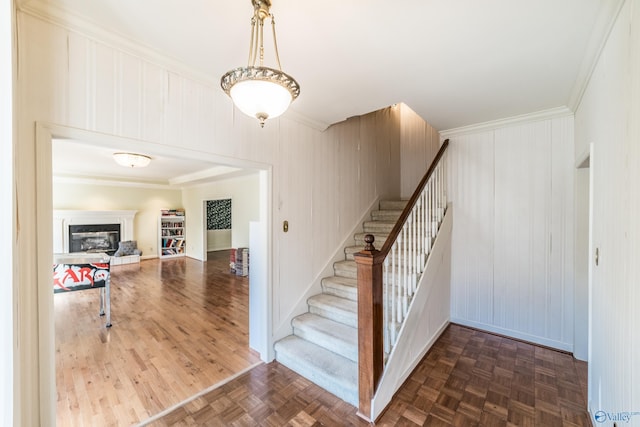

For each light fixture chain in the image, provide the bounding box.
[248,17,257,66]
[258,18,265,66]
[271,14,283,71]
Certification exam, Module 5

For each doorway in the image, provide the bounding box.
[574,149,591,361]
[203,198,233,261]
[36,123,273,423]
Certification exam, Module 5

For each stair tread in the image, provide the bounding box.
[321,276,358,300]
[275,335,358,406]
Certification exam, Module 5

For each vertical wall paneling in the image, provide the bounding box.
[494,122,551,337]
[629,0,640,415]
[275,122,314,329]
[119,52,142,139]
[400,104,439,198]
[448,132,495,326]
[550,117,574,345]
[448,116,574,351]
[141,62,165,144]
[574,0,639,413]
[93,42,117,134]
[0,0,14,422]
[67,32,90,129]
[164,72,183,146]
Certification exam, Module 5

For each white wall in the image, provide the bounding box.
[52,181,183,257]
[574,0,640,417]
[446,114,575,351]
[0,0,14,425]
[15,10,408,422]
[182,174,260,260]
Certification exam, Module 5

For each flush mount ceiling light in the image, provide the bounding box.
[221,0,300,128]
[112,152,151,168]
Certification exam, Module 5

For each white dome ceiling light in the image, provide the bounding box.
[112,152,151,168]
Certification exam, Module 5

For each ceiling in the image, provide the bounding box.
[28,0,612,183]
[52,138,247,187]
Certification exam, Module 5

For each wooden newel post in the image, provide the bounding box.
[354,234,385,421]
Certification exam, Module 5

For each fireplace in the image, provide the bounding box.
[69,224,121,255]
[53,210,137,255]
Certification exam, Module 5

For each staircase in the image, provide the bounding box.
[274,200,405,406]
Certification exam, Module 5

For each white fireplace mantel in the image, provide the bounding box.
[53,210,137,253]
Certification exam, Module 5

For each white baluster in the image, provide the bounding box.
[402,225,408,318]
[395,236,402,326]
[383,256,390,355]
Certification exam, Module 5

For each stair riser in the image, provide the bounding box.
[309,306,357,327]
[354,234,389,247]
[379,200,407,210]
[292,325,358,362]
[276,349,358,407]
[321,284,357,300]
[334,267,356,279]
[371,211,402,221]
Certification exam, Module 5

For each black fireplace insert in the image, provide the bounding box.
[69,224,121,255]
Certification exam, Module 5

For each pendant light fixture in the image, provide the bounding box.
[221,0,300,128]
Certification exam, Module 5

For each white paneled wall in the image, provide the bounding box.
[448,116,575,351]
[448,132,495,326]
[575,0,640,416]
[16,10,427,421]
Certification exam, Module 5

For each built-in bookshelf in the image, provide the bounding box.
[159,209,185,259]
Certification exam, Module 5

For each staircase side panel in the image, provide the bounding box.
[272,197,380,342]
[370,205,453,421]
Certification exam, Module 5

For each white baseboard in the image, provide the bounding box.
[450,317,573,352]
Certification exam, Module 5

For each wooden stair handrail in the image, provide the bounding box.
[379,138,449,257]
[354,139,449,421]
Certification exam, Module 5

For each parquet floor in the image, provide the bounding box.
[148,324,590,427]
[55,251,261,426]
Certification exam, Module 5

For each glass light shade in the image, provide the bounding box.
[113,152,151,168]
[229,79,293,122]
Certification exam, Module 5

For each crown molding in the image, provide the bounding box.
[440,106,573,138]
[284,108,330,132]
[567,0,627,111]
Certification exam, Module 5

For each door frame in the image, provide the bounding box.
[34,121,274,422]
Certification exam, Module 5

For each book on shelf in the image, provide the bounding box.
[161,208,185,217]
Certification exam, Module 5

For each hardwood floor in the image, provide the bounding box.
[148,324,590,427]
[55,251,261,426]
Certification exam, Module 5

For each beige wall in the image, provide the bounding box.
[182,173,260,260]
[52,181,182,257]
[400,104,440,198]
